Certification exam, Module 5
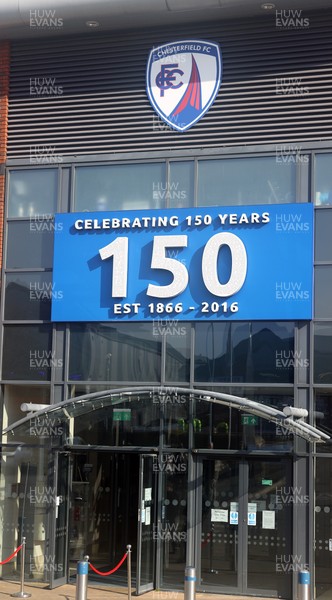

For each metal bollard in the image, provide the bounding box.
[75,555,89,600]
[11,537,31,598]
[298,569,310,600]
[127,545,132,600]
[184,566,196,600]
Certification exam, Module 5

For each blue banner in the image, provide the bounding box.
[51,204,313,322]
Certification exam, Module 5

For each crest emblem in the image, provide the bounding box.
[146,40,222,132]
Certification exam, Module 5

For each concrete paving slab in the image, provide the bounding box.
[0,580,275,600]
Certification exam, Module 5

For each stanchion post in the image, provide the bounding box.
[127,545,132,600]
[75,555,89,600]
[184,566,196,600]
[298,569,310,600]
[11,537,31,599]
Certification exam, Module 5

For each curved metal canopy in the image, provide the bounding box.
[3,386,329,443]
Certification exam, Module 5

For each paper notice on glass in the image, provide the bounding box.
[145,506,151,525]
[230,511,238,525]
[262,510,275,529]
[144,488,152,502]
[141,509,146,523]
[230,502,239,512]
[211,509,228,522]
[248,503,257,513]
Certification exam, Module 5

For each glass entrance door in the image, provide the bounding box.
[200,459,240,589]
[69,452,140,585]
[136,454,157,594]
[198,457,292,598]
[50,452,70,588]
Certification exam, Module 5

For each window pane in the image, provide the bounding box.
[2,325,53,381]
[234,322,294,383]
[169,162,194,208]
[314,391,332,452]
[6,221,54,268]
[163,398,189,448]
[194,322,294,383]
[0,445,52,581]
[194,322,231,382]
[194,389,293,451]
[3,384,50,429]
[197,157,296,206]
[73,396,160,447]
[165,323,190,383]
[315,154,332,206]
[70,384,118,397]
[69,323,161,382]
[74,163,166,211]
[5,272,54,320]
[8,169,58,217]
[314,324,332,383]
[315,209,332,261]
[315,267,332,318]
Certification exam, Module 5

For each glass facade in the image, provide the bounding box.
[1,150,331,598]
[6,220,54,269]
[315,154,332,206]
[194,321,294,384]
[8,169,58,217]
[69,323,162,383]
[315,209,332,260]
[314,159,332,536]
[315,391,332,450]
[5,272,53,320]
[2,324,53,381]
[74,163,166,212]
[194,388,294,451]
[197,157,297,206]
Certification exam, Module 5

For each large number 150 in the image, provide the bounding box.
[99,233,247,299]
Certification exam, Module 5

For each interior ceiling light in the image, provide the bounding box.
[86,20,100,28]
[261,2,276,8]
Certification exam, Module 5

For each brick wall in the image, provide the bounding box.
[0,41,9,270]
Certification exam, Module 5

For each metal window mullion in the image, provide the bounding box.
[165,159,170,209]
[63,324,71,387]
[194,158,198,207]
[238,459,248,592]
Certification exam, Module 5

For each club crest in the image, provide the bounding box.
[146,39,222,132]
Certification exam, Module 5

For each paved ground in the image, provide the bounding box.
[0,580,275,600]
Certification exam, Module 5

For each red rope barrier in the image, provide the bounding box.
[0,544,23,565]
[89,551,128,576]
